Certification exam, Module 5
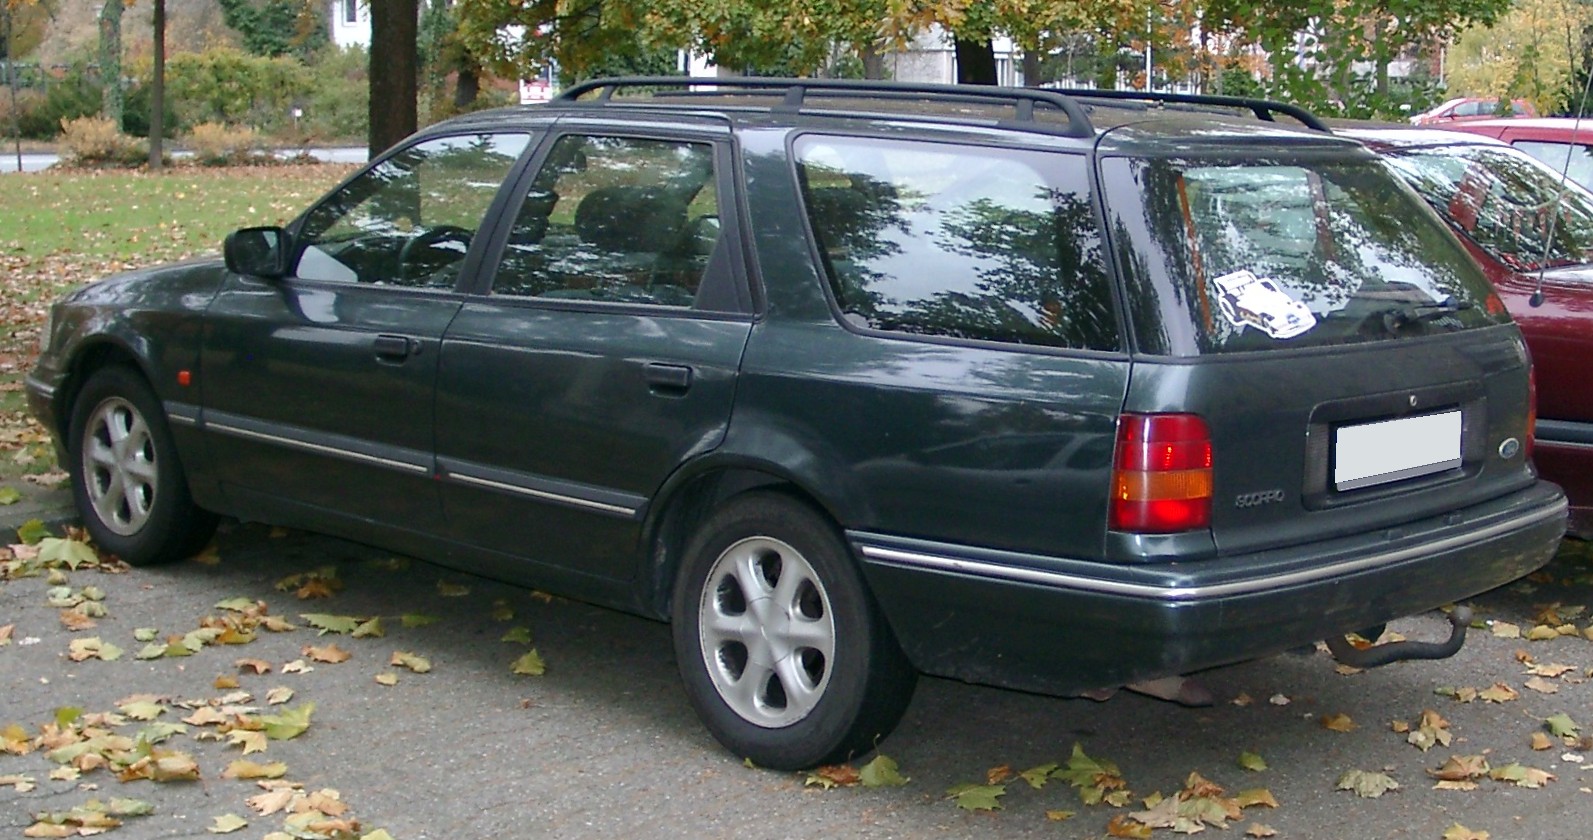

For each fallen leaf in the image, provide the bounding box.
[1528,663,1575,678]
[236,658,272,675]
[228,731,268,755]
[1525,676,1560,694]
[1531,732,1555,751]
[1337,769,1399,798]
[352,618,384,639]
[389,651,431,673]
[1238,751,1268,772]
[208,814,248,833]
[986,764,1015,785]
[500,627,533,644]
[436,580,469,597]
[265,687,294,706]
[1046,809,1076,821]
[1490,763,1554,788]
[1019,763,1058,789]
[1546,713,1581,738]
[1491,621,1522,638]
[945,783,1005,811]
[256,704,314,740]
[859,756,908,788]
[399,614,439,628]
[1479,683,1520,703]
[247,788,297,816]
[1428,755,1489,781]
[375,673,399,686]
[299,614,360,635]
[1246,824,1278,838]
[214,675,241,690]
[1442,825,1489,840]
[1433,780,1479,791]
[1321,713,1356,732]
[222,760,287,780]
[1105,814,1154,838]
[805,764,859,789]
[510,650,545,676]
[1232,788,1279,809]
[303,644,351,664]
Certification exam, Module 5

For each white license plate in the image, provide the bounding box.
[1334,410,1462,491]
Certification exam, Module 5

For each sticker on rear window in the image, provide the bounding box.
[1212,270,1318,339]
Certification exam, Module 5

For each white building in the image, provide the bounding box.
[329,0,370,49]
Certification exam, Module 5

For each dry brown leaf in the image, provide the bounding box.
[1525,676,1560,695]
[1246,824,1278,838]
[302,644,350,664]
[1428,755,1490,781]
[1479,683,1520,703]
[236,658,272,675]
[1320,713,1356,732]
[1531,732,1555,751]
[986,764,1014,785]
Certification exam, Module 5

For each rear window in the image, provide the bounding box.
[1381,144,1593,271]
[1102,154,1508,356]
[794,135,1119,351]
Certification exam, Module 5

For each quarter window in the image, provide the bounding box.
[794,136,1119,351]
[295,133,529,288]
[491,135,721,308]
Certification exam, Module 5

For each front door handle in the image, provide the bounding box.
[645,362,693,393]
[374,334,416,361]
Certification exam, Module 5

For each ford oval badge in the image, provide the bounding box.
[1499,438,1521,459]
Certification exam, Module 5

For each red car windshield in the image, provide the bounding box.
[1382,144,1593,272]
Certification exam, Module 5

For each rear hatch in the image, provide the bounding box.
[1096,124,1536,559]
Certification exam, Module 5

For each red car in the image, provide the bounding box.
[1441,118,1593,194]
[1409,97,1537,125]
[1348,128,1593,535]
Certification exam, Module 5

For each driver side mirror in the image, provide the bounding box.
[224,226,291,279]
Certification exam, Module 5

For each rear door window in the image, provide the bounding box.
[1102,154,1508,356]
[794,136,1119,351]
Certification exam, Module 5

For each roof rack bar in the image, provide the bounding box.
[1057,88,1328,132]
[554,76,1098,139]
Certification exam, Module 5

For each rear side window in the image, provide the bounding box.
[1511,140,1593,193]
[1103,154,1508,356]
[794,136,1119,351]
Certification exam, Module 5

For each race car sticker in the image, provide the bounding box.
[1211,269,1318,340]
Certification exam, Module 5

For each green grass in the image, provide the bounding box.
[0,163,357,480]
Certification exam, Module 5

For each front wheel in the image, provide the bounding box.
[671,492,916,770]
[68,366,216,566]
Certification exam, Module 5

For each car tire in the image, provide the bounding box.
[68,366,217,566]
[671,491,916,770]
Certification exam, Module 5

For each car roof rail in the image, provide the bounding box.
[1056,88,1328,132]
[553,76,1098,139]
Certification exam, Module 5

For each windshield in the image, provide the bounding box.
[1380,144,1593,272]
[1103,154,1507,356]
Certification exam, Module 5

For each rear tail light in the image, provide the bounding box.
[1111,413,1213,533]
[1526,366,1537,461]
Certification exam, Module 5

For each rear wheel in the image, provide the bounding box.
[672,492,916,770]
[68,366,216,566]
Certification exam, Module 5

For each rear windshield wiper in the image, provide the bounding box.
[1379,299,1474,331]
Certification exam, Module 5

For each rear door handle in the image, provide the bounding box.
[645,362,693,393]
[374,334,416,361]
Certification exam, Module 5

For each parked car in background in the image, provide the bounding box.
[28,82,1567,770]
[1441,118,1593,194]
[1346,127,1593,536]
[1410,97,1537,125]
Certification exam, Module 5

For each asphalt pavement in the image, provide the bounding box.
[4,486,1593,838]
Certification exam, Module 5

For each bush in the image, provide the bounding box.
[184,121,264,165]
[165,46,311,134]
[0,63,102,139]
[59,115,146,167]
[298,45,368,143]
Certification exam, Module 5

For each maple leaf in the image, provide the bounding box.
[303,644,351,664]
[2,723,33,755]
[294,578,338,600]
[510,650,546,676]
[214,675,241,690]
[1237,752,1267,772]
[1428,755,1489,781]
[1531,732,1555,751]
[208,813,248,833]
[375,673,399,686]
[1524,676,1559,694]
[1320,713,1356,732]
[256,703,315,740]
[300,614,360,635]
[1337,769,1399,798]
[1490,621,1521,638]
[1442,825,1489,840]
[389,651,431,673]
[236,658,272,675]
[860,754,908,787]
[1490,763,1554,788]
[806,764,859,788]
[1246,824,1278,838]
[246,788,298,816]
[265,687,294,706]
[58,609,96,631]
[1232,788,1279,809]
[1106,814,1154,838]
[986,764,1015,784]
[352,618,384,638]
[945,783,1005,811]
[228,731,269,755]
[1020,762,1058,789]
[1408,709,1452,751]
[501,627,533,644]
[1046,809,1075,821]
[1479,683,1520,703]
[67,637,122,662]
[1545,713,1580,738]
[222,760,287,780]
[118,700,165,721]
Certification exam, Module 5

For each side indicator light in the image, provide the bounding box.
[177,370,192,387]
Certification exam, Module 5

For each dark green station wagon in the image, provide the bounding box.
[28,79,1568,770]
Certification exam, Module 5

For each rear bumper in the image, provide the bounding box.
[852,480,1567,695]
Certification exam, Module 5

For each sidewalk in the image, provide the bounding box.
[0,478,77,537]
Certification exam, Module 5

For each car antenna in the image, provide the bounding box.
[1531,71,1593,307]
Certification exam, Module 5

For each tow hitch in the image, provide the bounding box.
[1324,607,1472,669]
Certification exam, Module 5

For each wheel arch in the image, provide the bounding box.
[54,337,156,442]
[639,455,860,621]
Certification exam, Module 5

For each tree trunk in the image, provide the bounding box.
[98,0,123,127]
[860,44,887,80]
[369,0,418,159]
[452,64,479,110]
[1020,48,1041,87]
[148,0,164,170]
[954,36,997,85]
